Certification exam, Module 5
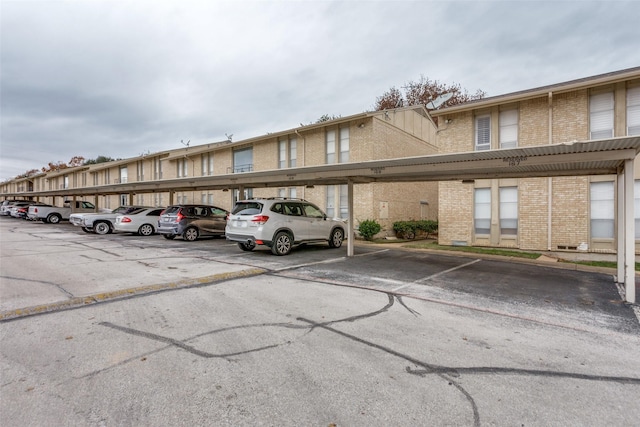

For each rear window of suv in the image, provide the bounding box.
[232,202,263,215]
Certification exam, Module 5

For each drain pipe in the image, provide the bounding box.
[547,92,553,251]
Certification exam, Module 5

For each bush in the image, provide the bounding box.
[358,219,382,241]
[393,220,438,239]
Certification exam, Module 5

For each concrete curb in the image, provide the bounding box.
[0,267,266,322]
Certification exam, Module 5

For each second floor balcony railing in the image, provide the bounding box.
[228,164,254,174]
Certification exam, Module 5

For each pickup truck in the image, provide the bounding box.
[70,206,152,235]
[27,200,96,224]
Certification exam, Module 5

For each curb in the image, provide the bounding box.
[0,267,266,322]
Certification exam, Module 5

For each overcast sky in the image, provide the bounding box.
[1,0,639,181]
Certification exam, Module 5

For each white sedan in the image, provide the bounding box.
[114,207,165,236]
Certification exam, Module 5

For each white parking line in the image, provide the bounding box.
[273,249,389,272]
[392,259,481,292]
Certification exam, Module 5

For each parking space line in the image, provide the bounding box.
[392,259,481,292]
[273,249,389,272]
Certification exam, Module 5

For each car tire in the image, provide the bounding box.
[47,214,61,224]
[138,224,154,236]
[271,231,292,256]
[238,241,255,251]
[183,227,199,241]
[81,227,92,233]
[94,221,111,235]
[328,228,344,248]
[163,234,176,240]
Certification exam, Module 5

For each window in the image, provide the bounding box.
[590,92,614,139]
[105,169,110,185]
[339,128,349,162]
[278,137,297,168]
[278,140,286,169]
[499,187,518,235]
[590,181,614,238]
[177,159,188,177]
[627,87,640,136]
[120,166,128,183]
[120,194,128,205]
[154,193,163,207]
[63,175,69,189]
[201,193,214,204]
[289,138,297,168]
[326,130,336,163]
[154,158,163,180]
[635,180,640,239]
[325,185,335,217]
[233,148,253,173]
[339,184,348,218]
[92,173,98,186]
[499,110,518,149]
[474,188,491,234]
[201,153,213,176]
[475,115,491,151]
[136,161,144,181]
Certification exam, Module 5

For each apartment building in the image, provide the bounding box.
[430,67,640,253]
[1,106,439,231]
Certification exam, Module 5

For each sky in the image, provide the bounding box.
[1,0,639,181]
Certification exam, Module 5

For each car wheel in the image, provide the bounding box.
[329,228,344,248]
[183,227,199,241]
[138,224,154,236]
[238,241,255,251]
[271,231,292,256]
[81,227,92,233]
[47,214,61,224]
[163,234,176,240]
[94,221,111,235]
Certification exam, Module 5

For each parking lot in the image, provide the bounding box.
[1,217,640,426]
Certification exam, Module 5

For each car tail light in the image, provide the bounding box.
[251,215,269,225]
[120,217,132,223]
[176,211,185,222]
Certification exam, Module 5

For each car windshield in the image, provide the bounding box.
[232,202,262,215]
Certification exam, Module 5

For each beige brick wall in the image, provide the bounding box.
[552,90,588,142]
[518,177,550,250]
[438,181,473,245]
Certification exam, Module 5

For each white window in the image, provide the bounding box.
[590,181,614,238]
[177,159,188,177]
[154,158,163,179]
[326,185,335,217]
[63,175,69,189]
[635,180,640,239]
[474,188,491,234]
[326,130,336,163]
[339,184,348,218]
[201,193,213,204]
[105,169,110,185]
[627,87,640,136]
[120,194,128,205]
[120,166,128,183]
[475,115,491,151]
[499,110,518,149]
[154,193,163,207]
[136,161,144,181]
[201,153,213,176]
[339,128,349,163]
[289,138,297,168]
[590,92,614,139]
[499,187,518,235]
[278,140,286,169]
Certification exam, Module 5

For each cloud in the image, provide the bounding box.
[1,0,639,181]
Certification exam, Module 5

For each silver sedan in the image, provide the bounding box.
[114,207,165,236]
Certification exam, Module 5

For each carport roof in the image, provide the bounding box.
[9,136,640,197]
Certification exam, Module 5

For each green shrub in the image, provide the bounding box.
[393,220,438,239]
[358,219,382,241]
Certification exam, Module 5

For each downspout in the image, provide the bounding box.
[547,92,553,251]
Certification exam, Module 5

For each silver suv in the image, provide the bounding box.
[225,198,345,255]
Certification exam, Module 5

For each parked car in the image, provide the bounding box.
[1,200,23,216]
[114,207,165,236]
[225,198,345,255]
[27,200,96,223]
[12,202,51,219]
[7,201,36,218]
[70,206,152,235]
[157,204,228,241]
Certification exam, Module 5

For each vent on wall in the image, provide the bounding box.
[557,245,578,250]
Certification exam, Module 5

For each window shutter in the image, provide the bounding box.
[475,116,491,150]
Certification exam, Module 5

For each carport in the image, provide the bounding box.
[15,136,640,303]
